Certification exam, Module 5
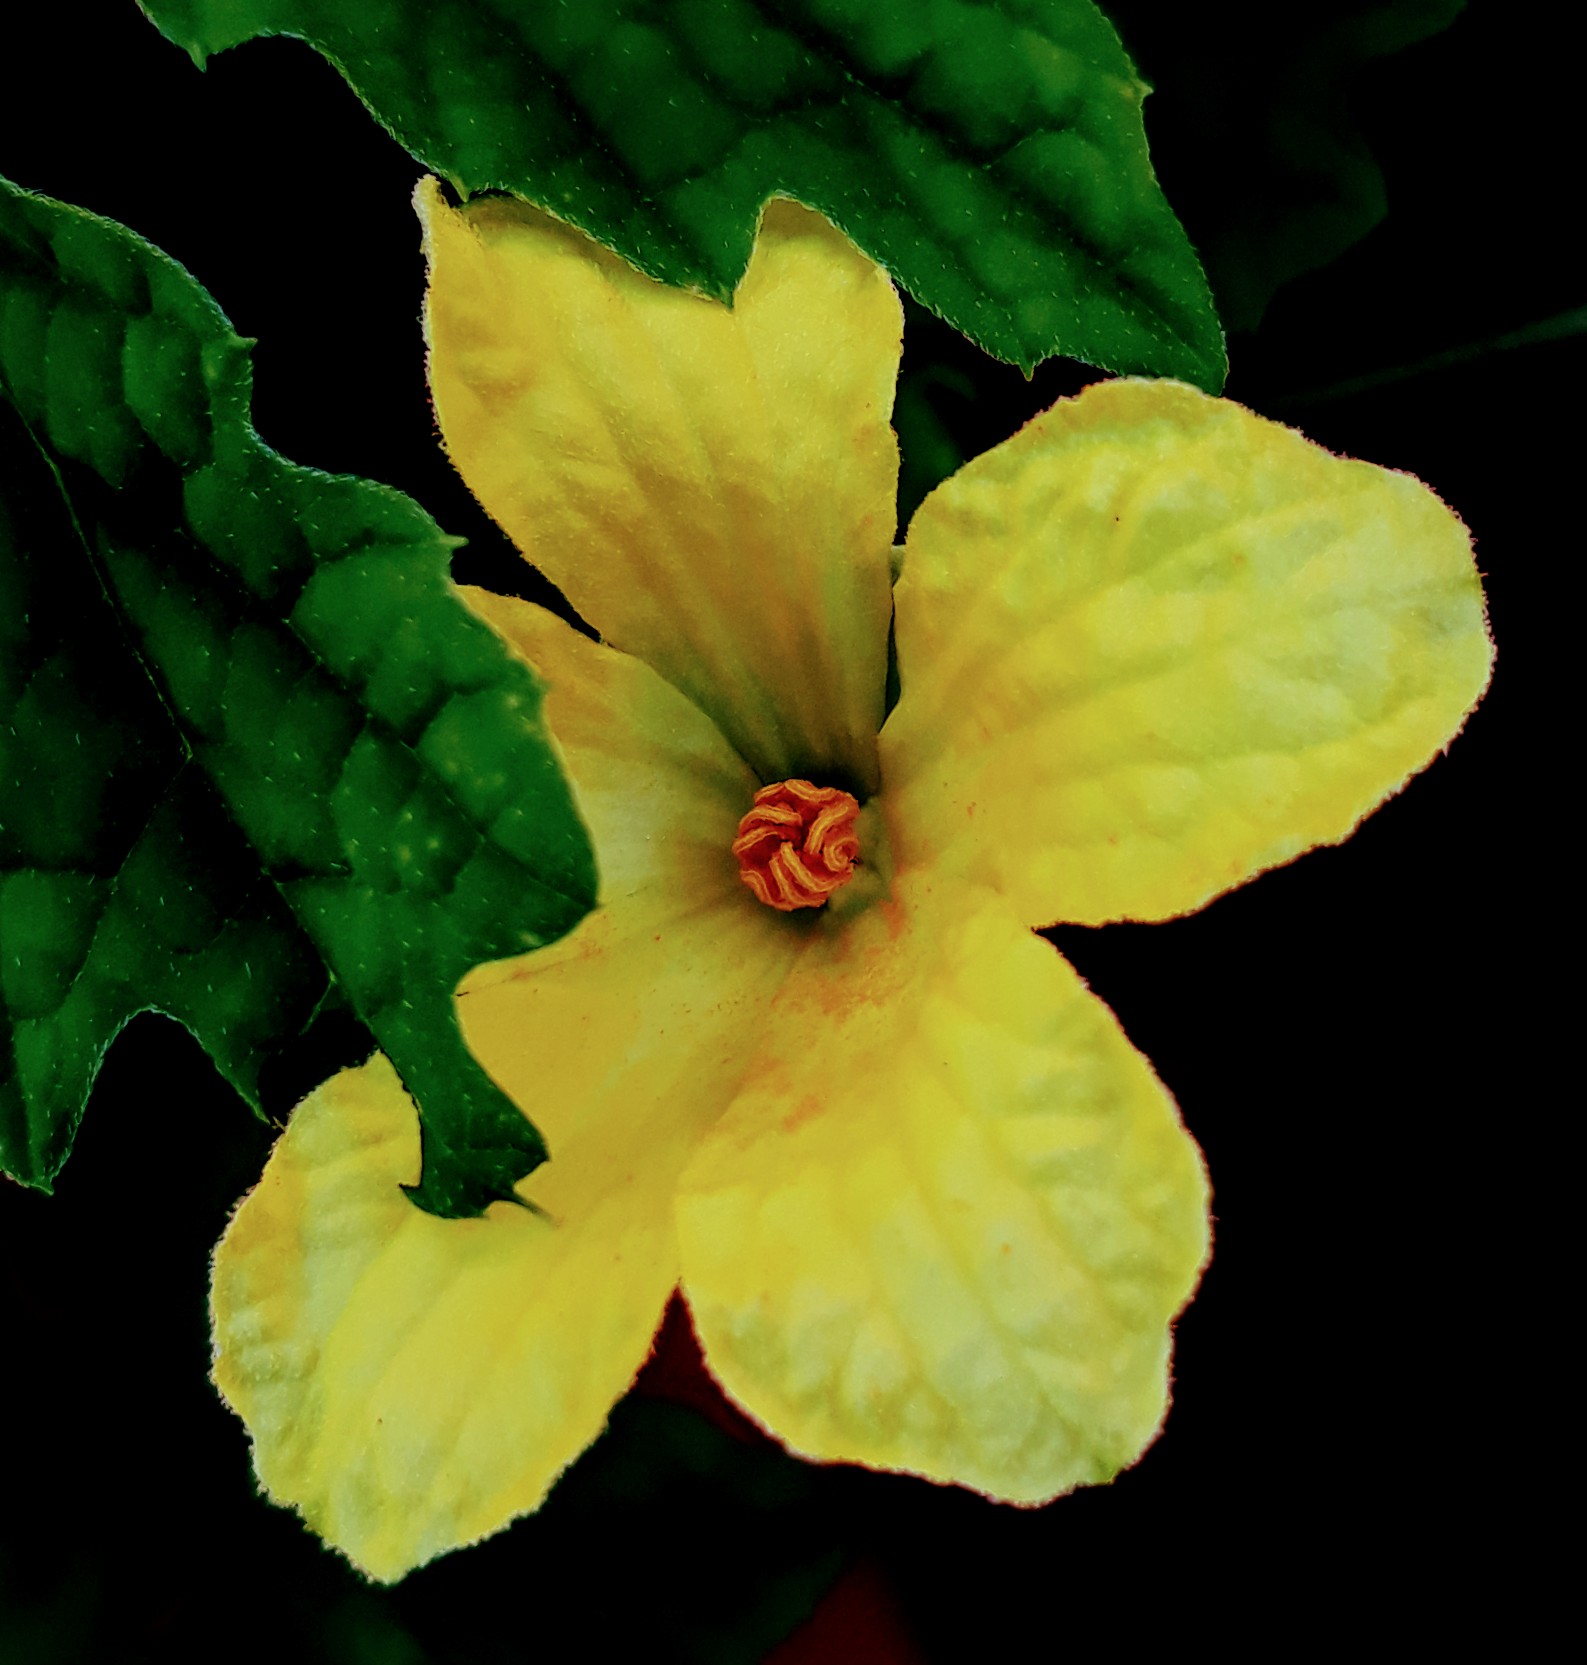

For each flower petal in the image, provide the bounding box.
[882,378,1493,925]
[214,1052,672,1582]
[676,874,1209,1503]
[210,953,740,1584]
[212,600,798,1580]
[420,182,900,793]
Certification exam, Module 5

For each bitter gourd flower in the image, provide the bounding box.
[208,185,1492,1582]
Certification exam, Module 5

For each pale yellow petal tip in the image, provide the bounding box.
[1065,375,1496,704]
[416,173,601,273]
[683,1285,1206,1512]
[1096,376,1498,853]
[209,1052,679,1582]
[749,192,900,293]
[413,171,444,233]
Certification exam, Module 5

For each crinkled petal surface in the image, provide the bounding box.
[676,873,1209,1501]
[420,181,900,793]
[212,598,796,1581]
[883,379,1494,925]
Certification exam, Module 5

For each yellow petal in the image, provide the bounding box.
[213,603,799,1580]
[420,182,900,793]
[676,874,1209,1502]
[210,961,726,1584]
[882,378,1493,925]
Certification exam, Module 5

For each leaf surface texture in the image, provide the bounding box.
[0,175,595,1212]
[138,0,1225,383]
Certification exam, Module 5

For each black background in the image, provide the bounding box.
[0,3,1560,1659]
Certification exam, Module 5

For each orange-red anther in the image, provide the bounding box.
[733,780,861,912]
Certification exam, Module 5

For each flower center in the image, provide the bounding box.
[732,779,862,912]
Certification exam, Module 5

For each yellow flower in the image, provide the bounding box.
[209,186,1491,1582]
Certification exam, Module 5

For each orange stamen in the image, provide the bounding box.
[733,780,861,912]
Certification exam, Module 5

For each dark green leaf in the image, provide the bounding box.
[0,400,331,1192]
[0,175,596,1215]
[136,0,1225,386]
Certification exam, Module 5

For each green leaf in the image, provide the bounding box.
[0,400,332,1191]
[0,175,597,1216]
[135,0,1225,387]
